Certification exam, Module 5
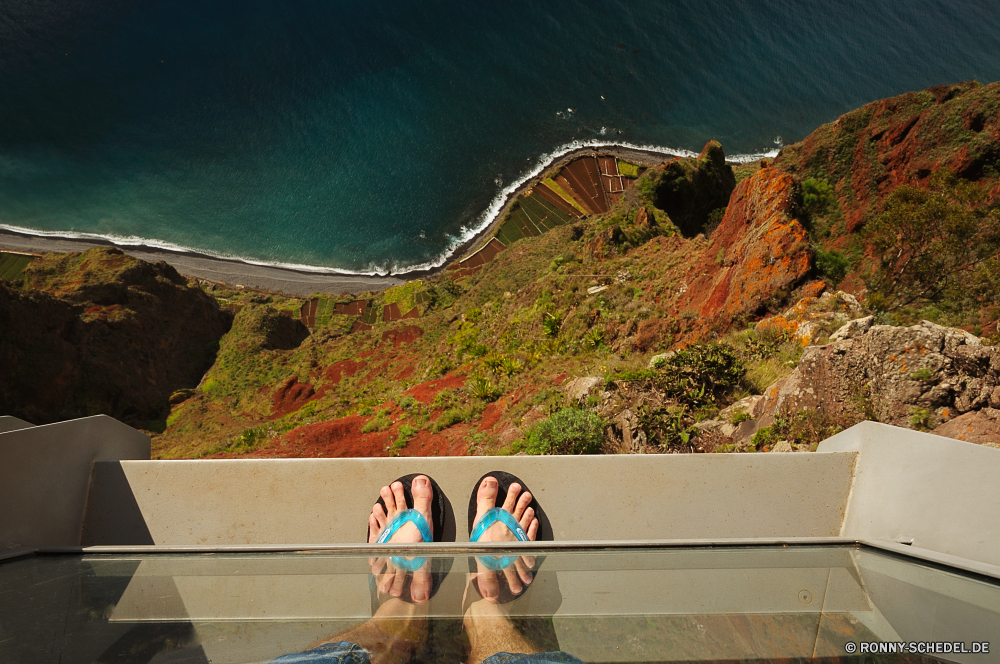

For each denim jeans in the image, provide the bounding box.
[268,641,585,664]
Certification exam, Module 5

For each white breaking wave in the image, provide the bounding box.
[1,141,781,278]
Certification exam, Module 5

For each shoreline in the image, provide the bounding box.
[0,143,763,297]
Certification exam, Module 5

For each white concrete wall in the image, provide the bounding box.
[0,416,149,549]
[82,452,856,545]
[819,421,1000,567]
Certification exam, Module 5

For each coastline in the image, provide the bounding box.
[0,143,768,297]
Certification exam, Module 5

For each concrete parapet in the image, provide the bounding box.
[82,452,856,545]
[819,421,1000,567]
[0,415,33,434]
[0,415,150,550]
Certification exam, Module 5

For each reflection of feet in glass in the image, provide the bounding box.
[368,475,435,603]
[472,476,538,601]
[464,578,541,664]
[287,477,438,664]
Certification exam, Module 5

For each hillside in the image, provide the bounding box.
[3,81,999,455]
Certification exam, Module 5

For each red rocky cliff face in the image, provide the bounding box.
[776,80,1000,232]
[670,167,812,339]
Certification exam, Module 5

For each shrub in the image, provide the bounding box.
[395,423,417,446]
[362,414,392,433]
[469,373,502,402]
[814,247,850,286]
[909,407,936,431]
[431,407,472,432]
[483,353,505,375]
[750,410,844,450]
[655,343,747,408]
[801,177,836,217]
[521,408,604,455]
[863,169,1000,310]
[498,355,523,377]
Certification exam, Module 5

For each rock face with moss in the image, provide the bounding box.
[670,166,813,339]
[0,248,231,426]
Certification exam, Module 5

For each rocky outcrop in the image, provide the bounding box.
[770,320,996,428]
[649,140,737,237]
[932,408,1000,446]
[0,248,232,426]
[696,318,1000,448]
[670,167,813,338]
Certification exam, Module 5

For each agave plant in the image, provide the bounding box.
[469,373,502,402]
[582,328,604,350]
[482,353,506,375]
[542,312,562,338]
[498,356,523,378]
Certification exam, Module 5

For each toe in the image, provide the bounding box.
[518,506,534,532]
[368,513,381,544]
[502,483,521,513]
[503,565,523,596]
[475,560,500,602]
[390,564,406,598]
[391,481,408,514]
[526,517,539,542]
[475,476,499,523]
[410,475,434,540]
[410,563,431,604]
[380,485,396,516]
[513,491,532,520]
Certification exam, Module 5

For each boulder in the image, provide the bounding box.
[830,316,874,342]
[564,376,603,402]
[932,408,1000,446]
[767,320,999,428]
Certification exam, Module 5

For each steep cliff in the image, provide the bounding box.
[0,248,231,426]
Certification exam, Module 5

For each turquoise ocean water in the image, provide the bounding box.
[1,0,999,274]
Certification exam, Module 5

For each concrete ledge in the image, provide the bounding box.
[0,415,33,434]
[0,415,149,550]
[82,452,857,545]
[819,421,1000,567]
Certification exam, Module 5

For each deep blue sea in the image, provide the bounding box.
[2,0,999,274]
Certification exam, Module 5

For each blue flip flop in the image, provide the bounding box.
[367,474,452,605]
[467,471,547,603]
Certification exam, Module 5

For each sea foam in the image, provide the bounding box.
[2,141,779,278]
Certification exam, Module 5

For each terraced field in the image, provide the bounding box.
[0,252,35,281]
[451,155,644,278]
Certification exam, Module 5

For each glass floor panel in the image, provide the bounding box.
[1,546,997,664]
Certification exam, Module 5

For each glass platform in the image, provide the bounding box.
[2,545,998,664]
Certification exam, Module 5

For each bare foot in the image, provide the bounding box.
[471,476,538,600]
[367,475,434,603]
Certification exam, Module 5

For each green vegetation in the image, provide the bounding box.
[750,411,844,451]
[801,177,836,217]
[863,170,1000,311]
[0,253,35,281]
[362,410,392,433]
[814,247,851,286]
[543,178,587,214]
[616,160,640,178]
[909,407,936,432]
[518,407,604,455]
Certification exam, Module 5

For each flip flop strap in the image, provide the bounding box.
[470,507,529,543]
[376,508,433,545]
